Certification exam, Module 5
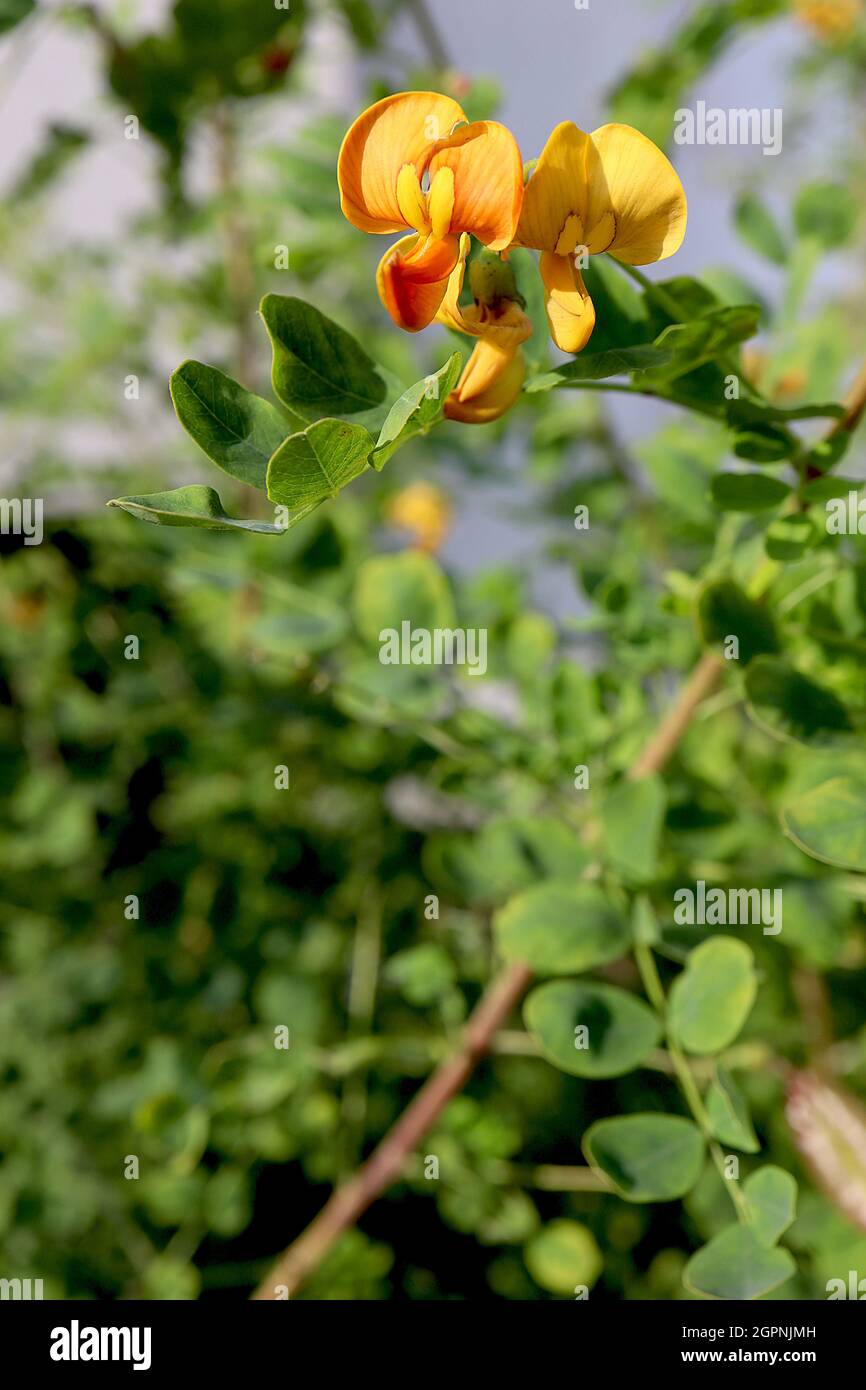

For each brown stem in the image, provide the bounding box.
[831,357,866,437]
[250,958,533,1299]
[627,651,723,781]
[250,643,721,1300]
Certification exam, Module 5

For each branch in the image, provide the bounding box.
[250,957,533,1298]
[250,642,722,1299]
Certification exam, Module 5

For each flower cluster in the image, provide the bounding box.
[337,92,687,423]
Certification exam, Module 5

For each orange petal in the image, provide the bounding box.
[376,233,461,332]
[445,346,525,424]
[540,251,596,354]
[338,91,465,234]
[429,120,524,250]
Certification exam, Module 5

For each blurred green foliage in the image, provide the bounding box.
[2,0,866,1302]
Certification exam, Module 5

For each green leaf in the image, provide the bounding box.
[734,192,788,266]
[352,550,455,644]
[732,425,795,463]
[794,182,858,250]
[698,579,779,664]
[0,0,34,35]
[684,1225,795,1300]
[782,775,866,870]
[710,472,791,512]
[260,294,387,419]
[745,657,853,747]
[765,513,819,561]
[266,418,373,515]
[652,305,761,379]
[494,882,629,976]
[668,938,757,1055]
[525,981,661,1078]
[583,1114,705,1203]
[726,398,845,427]
[526,344,674,393]
[370,354,462,467]
[706,1065,760,1153]
[107,485,285,532]
[599,774,666,885]
[805,429,851,474]
[743,1167,798,1248]
[169,359,290,490]
[524,1220,602,1294]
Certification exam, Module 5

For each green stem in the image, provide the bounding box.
[609,259,773,412]
[634,942,748,1222]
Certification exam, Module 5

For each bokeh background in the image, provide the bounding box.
[1,0,866,1300]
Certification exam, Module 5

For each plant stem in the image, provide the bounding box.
[627,651,723,780]
[250,640,726,1299]
[635,942,748,1221]
[250,957,533,1299]
[406,0,451,70]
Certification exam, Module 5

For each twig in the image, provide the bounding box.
[406,0,451,70]
[250,637,724,1299]
[627,651,724,781]
[250,958,533,1298]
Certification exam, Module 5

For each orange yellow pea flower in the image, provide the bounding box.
[514,122,687,353]
[436,235,532,423]
[385,481,453,552]
[338,91,524,332]
[793,0,861,41]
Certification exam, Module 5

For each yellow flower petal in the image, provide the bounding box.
[376,232,461,332]
[586,123,687,265]
[540,252,596,354]
[428,120,524,250]
[445,346,526,424]
[338,91,465,234]
[396,163,432,236]
[428,166,455,241]
[515,122,592,253]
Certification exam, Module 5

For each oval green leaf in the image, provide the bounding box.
[266,418,373,514]
[169,359,290,490]
[583,1114,705,1202]
[495,882,629,976]
[710,472,791,513]
[706,1065,760,1153]
[600,774,666,885]
[668,938,757,1055]
[746,657,853,748]
[782,776,866,871]
[524,1220,603,1294]
[684,1224,795,1300]
[743,1166,798,1248]
[260,293,387,419]
[524,981,662,1078]
[352,550,455,644]
[107,485,285,532]
[698,579,778,664]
